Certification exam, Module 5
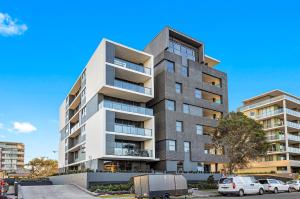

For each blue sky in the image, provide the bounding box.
[0,0,300,162]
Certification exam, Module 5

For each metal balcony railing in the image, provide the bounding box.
[113,148,153,157]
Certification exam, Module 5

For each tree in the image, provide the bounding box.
[27,157,58,178]
[211,112,269,174]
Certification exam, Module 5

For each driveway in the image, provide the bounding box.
[19,185,97,199]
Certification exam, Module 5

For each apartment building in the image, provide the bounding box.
[0,142,24,172]
[238,90,300,174]
[59,39,156,172]
[144,27,229,173]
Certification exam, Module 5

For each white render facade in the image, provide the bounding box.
[59,39,156,171]
[239,90,300,173]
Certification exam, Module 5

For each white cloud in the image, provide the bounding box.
[0,12,28,36]
[12,122,37,133]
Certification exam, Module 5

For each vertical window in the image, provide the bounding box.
[81,88,86,100]
[168,140,176,151]
[183,104,190,114]
[196,125,203,135]
[166,100,175,111]
[184,142,190,152]
[166,61,175,73]
[176,121,183,132]
[81,124,86,135]
[175,83,182,94]
[81,106,87,118]
[195,89,202,99]
[180,65,188,77]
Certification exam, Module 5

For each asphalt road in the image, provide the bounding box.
[207,192,300,199]
[19,185,97,199]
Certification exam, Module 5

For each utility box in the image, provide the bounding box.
[133,174,188,199]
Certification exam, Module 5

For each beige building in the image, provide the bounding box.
[0,142,25,172]
[238,90,300,174]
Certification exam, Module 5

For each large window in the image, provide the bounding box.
[183,104,202,116]
[168,38,196,61]
[176,121,183,132]
[196,125,203,135]
[183,104,190,114]
[180,66,188,77]
[184,142,190,152]
[166,100,175,111]
[168,140,176,151]
[166,61,175,73]
[175,82,182,94]
[195,89,202,99]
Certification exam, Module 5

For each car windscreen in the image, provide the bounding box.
[219,178,233,184]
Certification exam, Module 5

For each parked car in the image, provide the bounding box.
[258,179,292,193]
[287,180,300,191]
[218,176,264,197]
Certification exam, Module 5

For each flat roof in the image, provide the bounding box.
[243,89,300,104]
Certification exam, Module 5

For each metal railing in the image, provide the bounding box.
[286,108,300,118]
[288,147,300,154]
[68,134,86,149]
[111,79,151,95]
[113,148,153,157]
[114,124,152,137]
[113,58,151,75]
[103,100,153,116]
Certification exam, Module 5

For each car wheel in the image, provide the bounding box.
[288,187,292,193]
[259,188,264,195]
[162,193,170,199]
[274,187,278,194]
[238,189,244,197]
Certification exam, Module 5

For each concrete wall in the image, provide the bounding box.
[50,172,222,188]
[50,173,88,188]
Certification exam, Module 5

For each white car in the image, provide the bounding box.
[287,180,300,191]
[258,179,292,193]
[218,176,264,196]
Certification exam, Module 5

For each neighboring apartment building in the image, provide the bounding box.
[144,27,229,173]
[0,142,24,172]
[59,39,156,172]
[238,90,300,174]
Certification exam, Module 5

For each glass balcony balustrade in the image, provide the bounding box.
[114,124,152,137]
[113,58,151,75]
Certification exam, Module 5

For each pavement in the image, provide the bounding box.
[206,192,300,199]
[18,185,97,199]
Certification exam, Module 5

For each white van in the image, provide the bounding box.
[218,176,264,196]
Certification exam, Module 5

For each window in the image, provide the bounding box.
[180,65,188,77]
[168,140,176,151]
[184,142,190,152]
[166,100,175,111]
[81,106,87,118]
[175,83,182,94]
[176,121,183,132]
[81,88,86,100]
[196,125,203,135]
[183,104,190,114]
[195,89,202,99]
[81,124,86,135]
[166,61,175,73]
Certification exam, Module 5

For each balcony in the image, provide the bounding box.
[114,124,152,137]
[112,79,151,95]
[256,109,284,120]
[68,134,86,152]
[103,100,153,117]
[287,121,300,130]
[113,148,153,158]
[263,122,284,130]
[288,147,300,154]
[70,123,80,136]
[113,58,151,75]
[68,153,86,165]
[202,73,222,88]
[286,108,300,118]
[266,134,285,141]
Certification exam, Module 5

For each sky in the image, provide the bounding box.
[0,0,300,163]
